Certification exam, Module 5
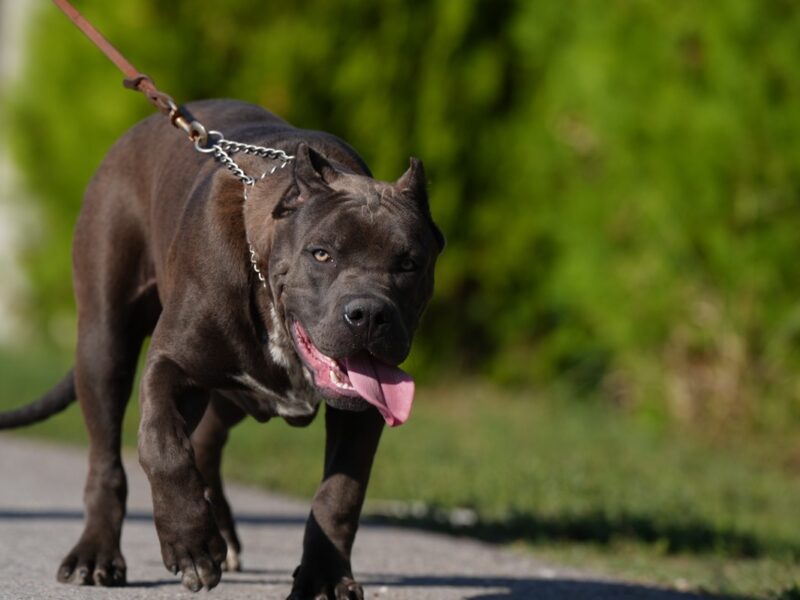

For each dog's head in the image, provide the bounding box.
[266,143,443,425]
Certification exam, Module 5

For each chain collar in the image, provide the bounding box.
[248,242,267,289]
[195,131,294,186]
[204,137,294,291]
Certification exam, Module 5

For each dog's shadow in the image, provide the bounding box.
[124,573,747,599]
[111,561,292,589]
[0,508,760,599]
[363,575,745,600]
[126,575,287,588]
[0,508,307,525]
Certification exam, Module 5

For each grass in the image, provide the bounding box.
[1,347,798,598]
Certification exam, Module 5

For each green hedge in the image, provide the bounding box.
[7,1,800,428]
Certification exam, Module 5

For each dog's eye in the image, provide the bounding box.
[312,249,332,263]
[398,257,418,272]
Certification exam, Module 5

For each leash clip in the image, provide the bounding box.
[168,103,209,147]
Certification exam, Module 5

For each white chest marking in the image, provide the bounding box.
[267,305,292,368]
[231,372,319,418]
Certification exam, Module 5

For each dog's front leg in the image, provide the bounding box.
[289,406,384,600]
[138,356,227,592]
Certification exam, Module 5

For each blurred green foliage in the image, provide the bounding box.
[6,0,800,429]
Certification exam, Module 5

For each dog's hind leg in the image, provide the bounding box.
[191,394,246,572]
[57,298,155,586]
[58,185,160,587]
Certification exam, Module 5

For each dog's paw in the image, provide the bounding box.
[334,577,364,600]
[56,540,126,587]
[155,504,227,592]
[160,531,227,592]
[221,543,242,572]
[287,571,364,600]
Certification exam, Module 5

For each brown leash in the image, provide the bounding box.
[51,0,296,290]
[52,0,208,145]
[51,0,295,192]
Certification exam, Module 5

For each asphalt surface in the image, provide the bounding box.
[0,435,712,599]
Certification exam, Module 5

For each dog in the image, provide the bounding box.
[0,99,443,599]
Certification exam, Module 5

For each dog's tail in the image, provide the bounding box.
[0,369,77,430]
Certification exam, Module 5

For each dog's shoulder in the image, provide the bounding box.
[185,99,291,132]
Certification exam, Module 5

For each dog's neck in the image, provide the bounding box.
[240,166,293,354]
[242,164,290,257]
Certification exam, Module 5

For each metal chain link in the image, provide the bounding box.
[248,243,268,289]
[192,129,295,289]
[194,129,294,186]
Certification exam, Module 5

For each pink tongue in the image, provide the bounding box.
[344,353,415,427]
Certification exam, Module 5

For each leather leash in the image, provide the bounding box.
[50,0,295,192]
[50,0,296,289]
[51,0,208,145]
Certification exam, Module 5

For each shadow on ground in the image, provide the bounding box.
[364,506,799,559]
[364,574,742,599]
[5,507,781,560]
[0,508,306,526]
[89,572,749,600]
[0,509,777,599]
[3,506,795,559]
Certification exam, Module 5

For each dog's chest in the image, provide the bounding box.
[226,372,320,420]
[223,304,321,421]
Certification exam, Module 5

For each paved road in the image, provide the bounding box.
[0,435,711,600]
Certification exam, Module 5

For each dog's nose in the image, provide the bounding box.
[343,297,389,331]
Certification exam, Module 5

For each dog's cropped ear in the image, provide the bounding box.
[273,143,341,218]
[397,157,445,250]
[396,157,427,203]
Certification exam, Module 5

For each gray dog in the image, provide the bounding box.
[0,99,443,599]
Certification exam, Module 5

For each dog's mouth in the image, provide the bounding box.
[290,320,414,427]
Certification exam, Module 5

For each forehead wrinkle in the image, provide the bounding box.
[314,205,412,257]
[329,174,405,215]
